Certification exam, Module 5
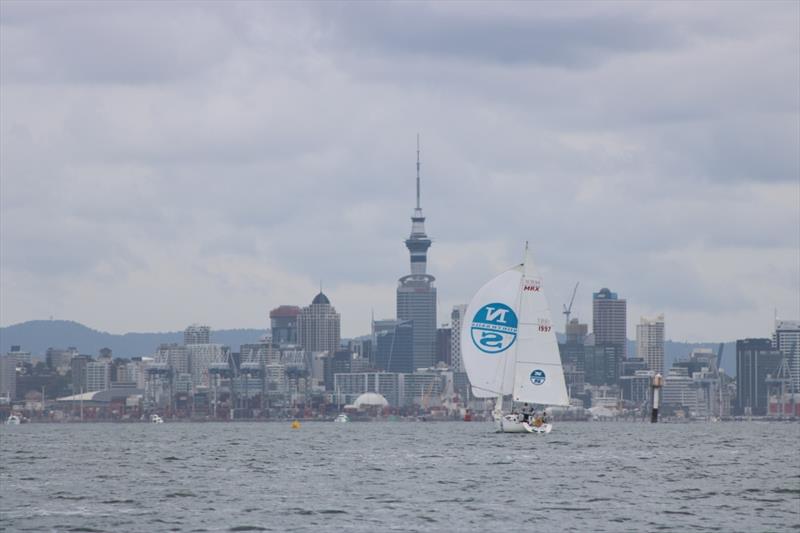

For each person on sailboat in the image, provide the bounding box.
[521,403,533,424]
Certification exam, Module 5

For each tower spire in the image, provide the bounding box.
[416,133,421,210]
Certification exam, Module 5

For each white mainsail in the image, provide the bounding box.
[461,246,569,406]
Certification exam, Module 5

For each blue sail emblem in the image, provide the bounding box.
[530,369,546,385]
[470,303,518,354]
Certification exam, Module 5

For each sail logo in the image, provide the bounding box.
[530,369,546,385]
[471,303,518,354]
[523,279,541,292]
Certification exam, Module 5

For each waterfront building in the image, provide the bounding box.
[297,292,341,355]
[332,370,450,408]
[270,306,300,346]
[662,367,698,414]
[636,314,665,374]
[0,355,16,402]
[620,370,654,406]
[436,326,452,366]
[397,139,437,372]
[334,372,403,407]
[184,324,211,345]
[736,338,783,416]
[85,361,110,392]
[450,305,468,372]
[593,288,627,359]
[773,319,800,392]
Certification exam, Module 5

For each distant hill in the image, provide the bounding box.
[2,320,738,375]
[0,320,267,359]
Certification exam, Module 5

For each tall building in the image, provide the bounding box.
[375,319,414,373]
[773,319,800,392]
[297,292,341,355]
[156,343,189,374]
[7,346,32,366]
[436,326,451,367]
[450,305,468,372]
[187,344,228,389]
[736,338,783,416]
[593,288,627,359]
[46,347,79,374]
[0,355,16,401]
[636,314,665,374]
[184,324,211,345]
[397,138,437,372]
[270,306,300,346]
[71,355,92,394]
[86,361,110,392]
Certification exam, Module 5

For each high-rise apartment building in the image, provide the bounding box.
[636,314,665,374]
[593,288,627,359]
[86,361,110,392]
[187,344,228,389]
[450,305,468,372]
[184,324,211,345]
[156,343,189,374]
[773,319,800,392]
[297,292,341,355]
[736,338,783,416]
[397,138,437,372]
[270,306,300,346]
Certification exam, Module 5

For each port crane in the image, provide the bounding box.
[562,282,579,330]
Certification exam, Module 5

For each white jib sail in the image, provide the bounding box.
[460,267,523,398]
[512,250,570,406]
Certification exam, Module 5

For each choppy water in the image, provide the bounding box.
[1,421,798,532]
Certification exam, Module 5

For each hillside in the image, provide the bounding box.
[1,320,737,375]
[0,320,267,359]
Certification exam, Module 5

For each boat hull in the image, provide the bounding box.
[494,412,552,434]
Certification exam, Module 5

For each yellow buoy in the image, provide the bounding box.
[291,420,301,429]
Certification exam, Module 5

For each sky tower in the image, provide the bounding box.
[397,135,437,371]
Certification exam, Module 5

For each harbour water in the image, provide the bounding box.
[1,421,798,532]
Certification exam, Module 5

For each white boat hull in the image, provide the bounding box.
[494,412,552,434]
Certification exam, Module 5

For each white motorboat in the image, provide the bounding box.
[150,414,164,424]
[334,413,350,423]
[5,414,21,425]
[461,243,570,434]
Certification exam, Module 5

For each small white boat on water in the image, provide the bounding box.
[334,413,350,423]
[5,414,21,425]
[150,414,164,424]
[461,243,570,434]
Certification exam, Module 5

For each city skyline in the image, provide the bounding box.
[1,2,798,342]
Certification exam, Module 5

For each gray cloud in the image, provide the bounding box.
[1,1,797,340]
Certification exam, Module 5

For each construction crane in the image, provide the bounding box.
[562,282,580,330]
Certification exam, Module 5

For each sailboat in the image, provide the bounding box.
[461,243,569,433]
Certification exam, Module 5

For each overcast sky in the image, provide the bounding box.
[1,1,798,342]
